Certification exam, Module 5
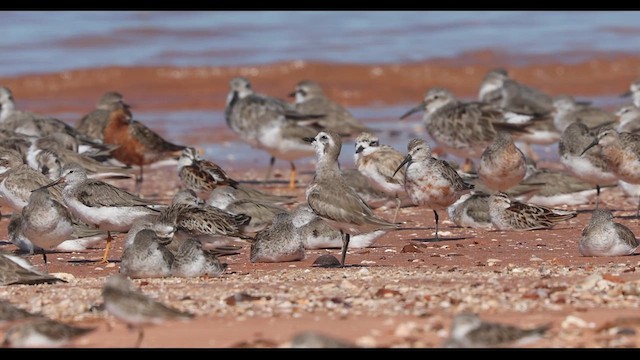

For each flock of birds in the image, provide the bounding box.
[0,67,639,347]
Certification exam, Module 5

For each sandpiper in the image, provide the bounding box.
[225,76,320,188]
[488,192,577,231]
[303,130,398,267]
[400,87,532,170]
[394,138,474,240]
[582,128,640,215]
[177,147,239,198]
[207,185,289,233]
[354,131,408,222]
[615,105,640,133]
[40,163,162,264]
[76,91,125,141]
[120,228,175,279]
[444,312,550,348]
[579,208,639,257]
[0,148,65,212]
[0,249,64,286]
[101,274,194,348]
[447,192,493,229]
[102,101,186,185]
[620,78,640,107]
[2,318,95,348]
[552,94,616,133]
[477,131,526,192]
[288,79,374,136]
[171,237,228,277]
[249,212,305,263]
[559,121,618,208]
[0,300,44,330]
[20,187,74,270]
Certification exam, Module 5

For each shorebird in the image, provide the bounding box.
[353,131,408,222]
[288,331,355,348]
[20,187,74,270]
[620,78,640,108]
[40,163,162,264]
[477,131,526,192]
[76,91,125,141]
[478,68,554,116]
[2,318,95,348]
[250,212,306,263]
[224,76,320,188]
[292,203,387,249]
[478,67,509,106]
[488,192,577,231]
[102,101,186,185]
[340,168,392,209]
[157,189,252,251]
[447,192,493,229]
[0,249,65,286]
[101,274,194,348]
[400,87,532,171]
[207,185,289,233]
[177,147,238,198]
[579,208,639,257]
[0,148,65,212]
[0,87,102,147]
[26,133,131,180]
[552,94,616,133]
[171,237,228,277]
[615,105,640,133]
[559,121,618,208]
[288,79,374,136]
[303,130,399,267]
[582,128,640,215]
[0,300,45,330]
[120,228,175,279]
[394,138,474,240]
[9,213,107,255]
[444,312,550,348]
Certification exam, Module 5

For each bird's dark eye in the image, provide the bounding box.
[321,135,328,140]
[370,140,379,146]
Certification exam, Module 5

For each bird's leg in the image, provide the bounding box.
[462,158,474,173]
[41,248,49,273]
[340,231,350,268]
[433,209,439,241]
[134,327,144,348]
[636,197,640,219]
[595,184,601,209]
[392,196,401,223]
[264,156,276,182]
[289,161,297,189]
[137,165,144,184]
[100,232,113,264]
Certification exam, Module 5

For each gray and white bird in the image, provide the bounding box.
[579,208,639,257]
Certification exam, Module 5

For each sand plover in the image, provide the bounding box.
[552,94,616,133]
[615,105,640,133]
[354,131,408,222]
[620,78,640,108]
[304,130,398,266]
[394,138,474,240]
[579,208,639,257]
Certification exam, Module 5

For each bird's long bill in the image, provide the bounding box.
[580,138,600,156]
[393,155,411,177]
[287,91,296,98]
[33,176,65,192]
[575,100,593,106]
[355,145,364,154]
[302,137,316,143]
[620,90,632,98]
[399,103,424,120]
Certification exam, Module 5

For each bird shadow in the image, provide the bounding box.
[66,259,121,264]
[408,236,471,243]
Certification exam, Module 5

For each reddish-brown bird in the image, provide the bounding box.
[103,102,186,185]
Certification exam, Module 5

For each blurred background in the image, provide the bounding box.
[1,10,639,168]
